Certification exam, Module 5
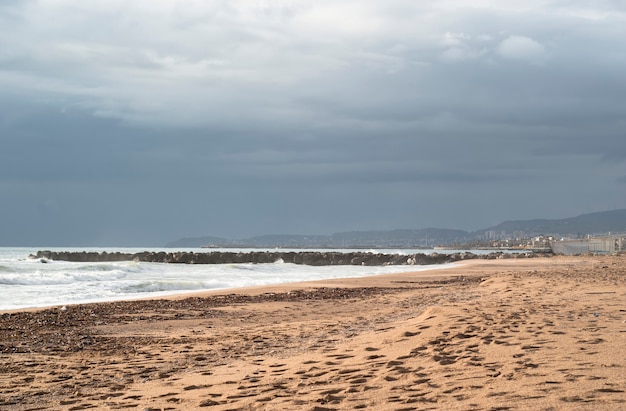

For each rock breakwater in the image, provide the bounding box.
[30,250,548,266]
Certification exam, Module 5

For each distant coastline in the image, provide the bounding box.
[167,209,626,249]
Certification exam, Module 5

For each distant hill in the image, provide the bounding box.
[327,229,469,247]
[476,209,626,238]
[165,209,626,248]
[165,236,230,248]
[165,229,469,248]
[244,234,330,248]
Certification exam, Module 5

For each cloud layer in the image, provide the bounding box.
[1,1,625,245]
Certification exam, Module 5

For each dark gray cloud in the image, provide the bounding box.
[1,1,625,246]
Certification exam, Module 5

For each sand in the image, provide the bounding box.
[1,255,625,410]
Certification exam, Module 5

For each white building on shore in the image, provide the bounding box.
[550,235,625,255]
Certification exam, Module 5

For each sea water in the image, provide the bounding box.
[0,247,472,311]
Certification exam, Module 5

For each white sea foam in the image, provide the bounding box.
[0,247,468,310]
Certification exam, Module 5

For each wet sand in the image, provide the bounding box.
[1,255,625,410]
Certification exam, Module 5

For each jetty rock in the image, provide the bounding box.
[29,250,548,266]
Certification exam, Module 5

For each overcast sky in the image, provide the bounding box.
[1,1,625,246]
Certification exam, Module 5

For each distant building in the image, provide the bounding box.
[550,235,625,255]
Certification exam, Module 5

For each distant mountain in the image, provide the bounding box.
[165,236,230,248]
[244,234,330,248]
[328,228,469,247]
[165,209,626,248]
[164,229,468,248]
[476,209,626,238]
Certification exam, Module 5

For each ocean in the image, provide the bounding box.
[0,247,472,311]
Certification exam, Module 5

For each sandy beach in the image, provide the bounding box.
[1,255,625,410]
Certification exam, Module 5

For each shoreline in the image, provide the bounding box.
[1,255,624,410]
[0,256,546,314]
[0,260,461,314]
